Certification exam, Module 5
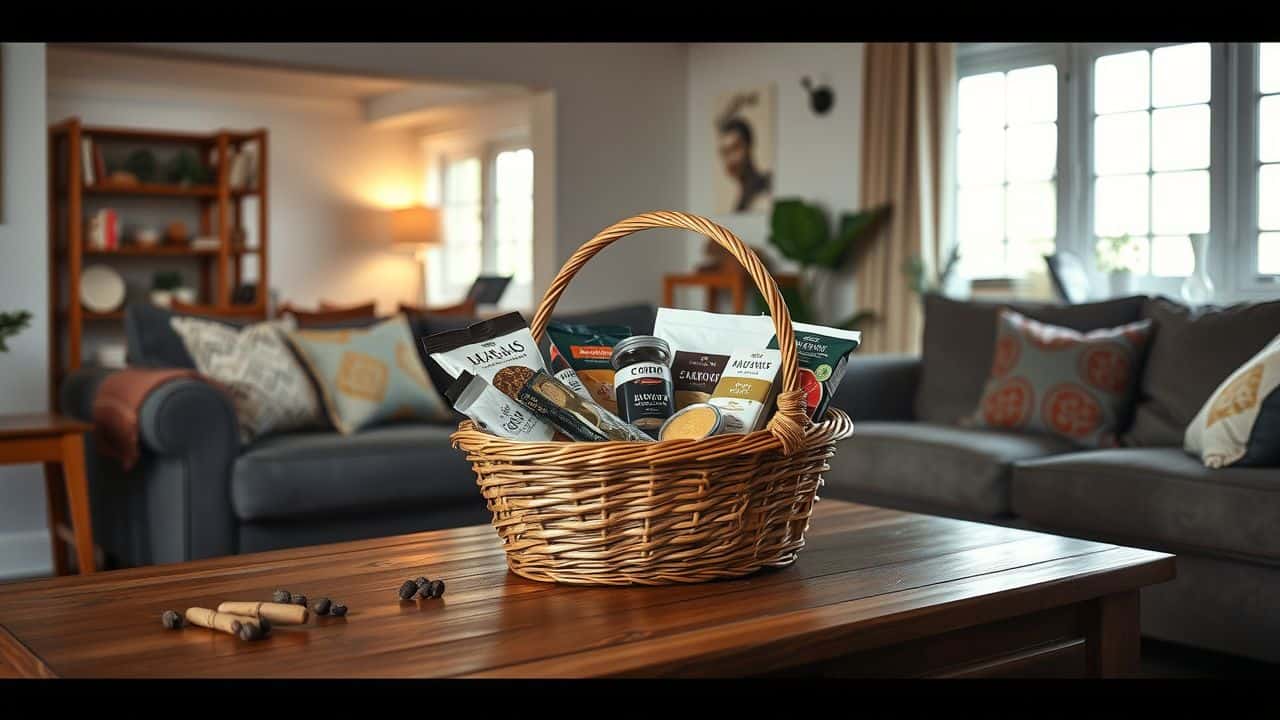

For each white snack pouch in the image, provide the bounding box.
[708,348,783,434]
[653,308,776,410]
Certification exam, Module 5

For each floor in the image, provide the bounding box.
[1140,638,1274,677]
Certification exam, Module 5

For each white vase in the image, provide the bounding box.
[1180,233,1215,306]
[1107,270,1132,298]
[173,287,198,305]
[150,290,173,308]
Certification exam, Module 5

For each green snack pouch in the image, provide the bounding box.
[768,322,861,421]
[545,321,631,415]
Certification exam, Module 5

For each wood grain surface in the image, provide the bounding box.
[0,501,1174,678]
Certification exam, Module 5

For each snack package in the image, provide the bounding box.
[423,312,546,386]
[444,370,555,442]
[545,321,631,414]
[767,322,861,420]
[515,370,652,442]
[653,308,776,410]
[708,348,783,434]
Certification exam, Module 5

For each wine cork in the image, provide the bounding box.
[185,607,244,636]
[217,601,309,625]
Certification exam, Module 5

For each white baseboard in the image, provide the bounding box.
[0,530,53,581]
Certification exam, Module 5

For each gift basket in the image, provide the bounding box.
[447,211,854,585]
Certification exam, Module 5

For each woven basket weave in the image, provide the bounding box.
[451,211,854,585]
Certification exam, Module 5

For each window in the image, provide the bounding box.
[956,64,1058,279]
[1091,43,1211,277]
[428,142,534,308]
[1258,43,1280,276]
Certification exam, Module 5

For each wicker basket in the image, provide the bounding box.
[450,210,854,585]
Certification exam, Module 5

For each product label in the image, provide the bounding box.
[614,361,675,436]
[669,351,730,408]
[708,349,782,434]
[767,325,861,420]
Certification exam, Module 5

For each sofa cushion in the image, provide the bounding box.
[825,421,1077,517]
[1128,296,1280,446]
[1011,447,1280,563]
[915,293,1147,425]
[231,424,480,523]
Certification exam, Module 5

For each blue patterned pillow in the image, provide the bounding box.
[285,314,453,434]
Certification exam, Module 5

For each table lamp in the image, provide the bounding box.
[389,206,442,305]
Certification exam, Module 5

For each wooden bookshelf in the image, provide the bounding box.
[47,117,270,405]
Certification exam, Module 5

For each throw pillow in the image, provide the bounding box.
[1127,296,1280,446]
[967,309,1152,448]
[170,315,326,444]
[1184,332,1280,468]
[285,314,453,434]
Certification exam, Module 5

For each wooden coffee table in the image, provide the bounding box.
[0,500,1173,678]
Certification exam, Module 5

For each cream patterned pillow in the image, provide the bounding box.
[1185,332,1280,468]
[284,314,452,435]
[171,316,326,444]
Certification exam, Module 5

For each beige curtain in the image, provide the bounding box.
[854,43,955,355]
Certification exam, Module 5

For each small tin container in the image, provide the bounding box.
[658,402,724,441]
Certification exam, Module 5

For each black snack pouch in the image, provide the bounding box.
[515,370,651,442]
[545,321,631,414]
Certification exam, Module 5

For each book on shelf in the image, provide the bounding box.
[80,137,95,186]
[87,209,119,250]
[190,236,221,251]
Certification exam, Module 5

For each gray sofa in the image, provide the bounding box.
[61,301,657,568]
[821,293,1280,664]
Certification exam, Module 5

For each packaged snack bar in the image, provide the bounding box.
[767,322,861,420]
[653,308,775,410]
[515,370,652,442]
[545,321,631,414]
[423,312,546,387]
[708,348,783,434]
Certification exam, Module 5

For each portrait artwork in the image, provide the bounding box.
[713,84,775,215]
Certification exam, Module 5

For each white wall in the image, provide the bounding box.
[0,43,52,579]
[130,43,693,313]
[46,49,426,317]
[686,43,864,322]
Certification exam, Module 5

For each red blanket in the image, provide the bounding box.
[93,368,205,471]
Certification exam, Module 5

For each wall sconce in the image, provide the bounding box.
[801,76,835,116]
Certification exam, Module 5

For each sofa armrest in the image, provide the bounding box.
[828,354,921,422]
[60,368,242,565]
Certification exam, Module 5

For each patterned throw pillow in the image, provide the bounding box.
[170,316,326,444]
[967,309,1152,448]
[1184,333,1280,468]
[285,314,453,435]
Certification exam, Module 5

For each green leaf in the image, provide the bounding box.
[768,199,828,264]
[0,310,32,354]
[815,205,887,269]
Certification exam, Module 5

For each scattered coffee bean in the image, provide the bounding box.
[292,594,308,607]
[427,579,446,599]
[330,603,348,617]
[414,576,430,588]
[398,580,419,600]
[312,597,332,615]
[238,623,263,641]
[256,616,272,634]
[272,589,292,604]
[416,583,433,599]
[161,610,184,630]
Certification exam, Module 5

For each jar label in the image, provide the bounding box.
[615,361,675,436]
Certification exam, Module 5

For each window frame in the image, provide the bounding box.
[1236,42,1280,293]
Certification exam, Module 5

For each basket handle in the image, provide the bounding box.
[529,210,809,455]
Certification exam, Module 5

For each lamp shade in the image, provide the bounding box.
[389,206,442,248]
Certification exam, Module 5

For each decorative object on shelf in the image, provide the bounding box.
[0,310,32,353]
[107,170,138,186]
[713,84,775,214]
[132,226,160,247]
[87,208,119,250]
[1044,251,1094,304]
[173,287,198,305]
[765,198,889,329]
[94,343,127,369]
[224,141,260,190]
[123,148,158,183]
[190,235,220,251]
[164,149,210,186]
[388,205,442,304]
[150,270,184,308]
[1180,233,1216,306]
[80,265,126,313]
[1095,233,1140,297]
[164,220,188,246]
[801,76,835,116]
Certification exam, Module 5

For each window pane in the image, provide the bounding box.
[1095,111,1150,175]
[1007,123,1056,181]
[1260,232,1280,275]
[1152,105,1210,171]
[1151,235,1195,277]
[1261,95,1280,164]
[495,148,533,200]
[958,185,1005,246]
[1262,164,1280,230]
[1152,43,1210,107]
[444,157,481,204]
[1095,174,1149,236]
[1006,182,1056,242]
[1262,43,1280,95]
[1007,64,1057,124]
[958,129,1006,184]
[1129,236,1152,276]
[959,72,1006,129]
[1095,50,1150,114]
[1152,170,1210,235]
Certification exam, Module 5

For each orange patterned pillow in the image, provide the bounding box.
[967,309,1151,448]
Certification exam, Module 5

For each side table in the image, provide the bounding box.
[663,271,799,314]
[0,413,96,574]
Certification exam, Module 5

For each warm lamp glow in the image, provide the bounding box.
[389,206,442,248]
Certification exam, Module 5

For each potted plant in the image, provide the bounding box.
[151,271,185,308]
[0,310,32,353]
[903,244,962,300]
[1095,233,1140,297]
[762,198,890,329]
